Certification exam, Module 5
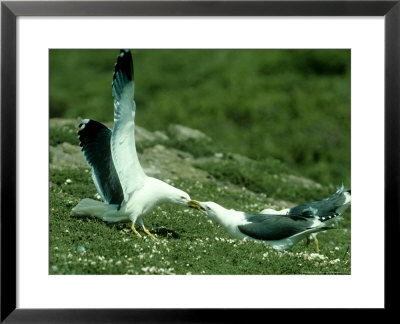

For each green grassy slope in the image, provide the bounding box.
[49,120,350,275]
[50,49,350,186]
[50,169,351,275]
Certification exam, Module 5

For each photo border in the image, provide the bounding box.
[1,0,399,321]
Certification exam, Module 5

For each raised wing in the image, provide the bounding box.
[288,186,351,217]
[111,49,146,201]
[78,119,124,205]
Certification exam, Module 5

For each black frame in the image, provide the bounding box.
[1,0,398,322]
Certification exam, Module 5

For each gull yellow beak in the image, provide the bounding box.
[188,200,205,211]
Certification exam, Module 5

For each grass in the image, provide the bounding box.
[193,156,336,202]
[50,167,350,275]
[49,124,80,147]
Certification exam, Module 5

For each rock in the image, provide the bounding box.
[167,124,211,143]
[50,143,87,169]
[283,174,322,189]
[50,118,81,128]
[139,144,209,182]
[263,198,297,210]
[61,142,77,154]
[135,125,169,143]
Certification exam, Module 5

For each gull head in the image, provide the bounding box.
[149,178,192,207]
[167,188,192,207]
[189,201,225,217]
[188,201,240,229]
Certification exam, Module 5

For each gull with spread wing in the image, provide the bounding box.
[71,50,198,238]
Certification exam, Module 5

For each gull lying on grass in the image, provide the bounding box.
[71,50,197,238]
[188,187,350,251]
[259,186,351,252]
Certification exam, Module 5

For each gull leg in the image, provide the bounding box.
[131,223,142,238]
[314,236,320,253]
[142,225,157,240]
[137,218,156,239]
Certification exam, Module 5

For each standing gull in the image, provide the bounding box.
[71,50,196,238]
[188,189,349,251]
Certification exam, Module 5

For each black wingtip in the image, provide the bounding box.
[77,119,108,146]
[113,49,133,82]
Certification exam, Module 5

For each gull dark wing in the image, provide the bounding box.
[288,186,351,217]
[238,214,316,241]
[78,119,124,205]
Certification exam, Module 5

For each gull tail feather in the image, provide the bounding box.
[71,198,129,223]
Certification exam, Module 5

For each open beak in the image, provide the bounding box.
[188,200,205,211]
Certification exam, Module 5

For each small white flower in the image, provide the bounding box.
[76,246,86,254]
[308,253,328,261]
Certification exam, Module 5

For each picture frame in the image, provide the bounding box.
[1,0,398,321]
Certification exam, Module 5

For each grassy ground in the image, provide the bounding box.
[50,168,350,275]
[49,49,351,275]
[49,121,351,275]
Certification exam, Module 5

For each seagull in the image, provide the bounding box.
[259,186,351,252]
[188,194,347,251]
[71,49,196,238]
